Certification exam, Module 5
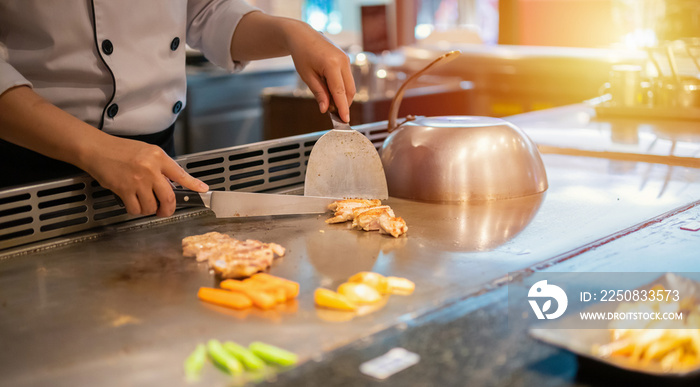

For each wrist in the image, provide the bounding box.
[274,16,317,56]
[71,126,110,172]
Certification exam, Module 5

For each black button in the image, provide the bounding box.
[101,39,113,55]
[170,37,180,51]
[107,103,119,118]
[172,101,182,114]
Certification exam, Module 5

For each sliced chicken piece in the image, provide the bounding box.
[378,214,408,238]
[182,233,286,278]
[268,242,286,257]
[325,199,408,238]
[327,199,382,212]
[326,199,382,224]
[198,239,286,279]
[182,231,232,260]
[351,206,395,231]
[352,205,393,219]
[326,208,361,224]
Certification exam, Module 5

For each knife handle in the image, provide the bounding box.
[173,189,206,207]
[112,189,205,209]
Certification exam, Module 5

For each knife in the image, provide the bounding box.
[173,189,337,218]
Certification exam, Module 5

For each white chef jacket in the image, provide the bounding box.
[0,0,258,136]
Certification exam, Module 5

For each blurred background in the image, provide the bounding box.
[178,0,700,154]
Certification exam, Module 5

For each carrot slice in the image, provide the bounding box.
[220,280,277,310]
[246,283,290,304]
[248,273,300,299]
[271,287,287,303]
[198,287,252,310]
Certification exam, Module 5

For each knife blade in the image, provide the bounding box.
[174,189,337,218]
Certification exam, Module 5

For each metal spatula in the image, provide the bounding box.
[304,109,388,200]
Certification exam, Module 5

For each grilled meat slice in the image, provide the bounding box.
[199,239,276,278]
[182,233,286,278]
[182,231,232,261]
[378,214,408,238]
[326,200,407,237]
[267,242,286,257]
[326,199,382,224]
[351,206,395,231]
[327,199,382,212]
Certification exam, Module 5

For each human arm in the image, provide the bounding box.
[185,1,354,121]
[229,11,355,122]
[0,85,208,217]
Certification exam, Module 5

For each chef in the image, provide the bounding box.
[0,0,355,217]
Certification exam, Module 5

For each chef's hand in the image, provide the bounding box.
[0,86,208,218]
[81,136,209,218]
[285,23,355,123]
[230,12,356,122]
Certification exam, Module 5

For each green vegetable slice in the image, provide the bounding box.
[207,339,244,375]
[223,341,266,371]
[184,343,207,381]
[249,341,298,367]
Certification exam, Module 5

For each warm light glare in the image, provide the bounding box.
[376,69,387,79]
[415,24,433,40]
[327,11,342,34]
[307,10,328,31]
[621,29,657,49]
[327,21,342,34]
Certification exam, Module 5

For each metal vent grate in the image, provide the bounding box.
[0,121,389,251]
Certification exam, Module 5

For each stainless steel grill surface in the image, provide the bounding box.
[1,106,700,386]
